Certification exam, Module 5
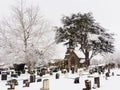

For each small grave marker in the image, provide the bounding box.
[94,77,100,88]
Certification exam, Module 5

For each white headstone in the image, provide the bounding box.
[43,79,49,89]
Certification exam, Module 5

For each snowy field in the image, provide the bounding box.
[0,69,120,90]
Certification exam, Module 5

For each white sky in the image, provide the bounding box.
[0,0,120,58]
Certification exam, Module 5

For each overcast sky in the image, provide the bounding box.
[0,0,120,58]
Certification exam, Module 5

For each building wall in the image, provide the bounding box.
[65,51,80,68]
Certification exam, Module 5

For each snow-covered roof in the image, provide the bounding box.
[49,59,63,63]
[80,59,85,63]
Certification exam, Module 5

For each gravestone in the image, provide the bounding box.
[1,72,7,80]
[94,77,100,88]
[22,70,25,74]
[85,80,91,90]
[55,73,59,79]
[11,73,18,78]
[37,78,42,82]
[71,67,74,74]
[40,79,49,90]
[49,71,53,75]
[23,79,28,84]
[66,68,69,73]
[7,79,18,85]
[37,70,40,75]
[6,72,10,75]
[30,74,36,83]
[108,68,110,73]
[83,88,86,90]
[98,71,101,75]
[40,72,43,77]
[74,77,79,84]
[33,70,35,74]
[11,71,14,75]
[105,72,109,80]
[23,80,30,87]
[8,83,15,90]
[112,72,114,76]
[16,71,21,76]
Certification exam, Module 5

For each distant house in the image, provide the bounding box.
[48,48,86,69]
[48,59,64,67]
[64,48,80,68]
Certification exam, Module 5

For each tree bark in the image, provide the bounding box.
[85,50,90,67]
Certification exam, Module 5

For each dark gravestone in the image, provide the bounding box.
[25,81,30,87]
[11,71,14,75]
[116,74,120,76]
[37,70,40,75]
[112,72,114,76]
[50,71,53,75]
[23,79,28,84]
[16,71,21,76]
[83,88,90,90]
[23,80,30,87]
[11,74,18,78]
[39,72,43,77]
[83,88,86,90]
[106,72,109,77]
[13,63,25,72]
[41,68,46,75]
[53,68,58,72]
[66,68,69,73]
[85,80,91,90]
[37,78,42,82]
[55,73,59,79]
[6,72,10,75]
[33,70,35,74]
[22,70,25,74]
[98,71,101,75]
[71,67,74,74]
[74,77,79,84]
[30,74,36,83]
[42,71,45,75]
[108,68,110,73]
[7,79,18,85]
[94,77,100,88]
[1,72,7,80]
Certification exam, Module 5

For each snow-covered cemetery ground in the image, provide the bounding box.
[0,67,120,90]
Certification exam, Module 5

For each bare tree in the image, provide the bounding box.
[0,0,56,72]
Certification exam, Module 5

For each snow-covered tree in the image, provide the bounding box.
[55,12,114,67]
[0,0,56,72]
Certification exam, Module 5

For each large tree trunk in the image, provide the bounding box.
[85,50,90,67]
[27,61,32,74]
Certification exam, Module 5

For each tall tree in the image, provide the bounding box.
[55,12,114,67]
[0,0,56,72]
